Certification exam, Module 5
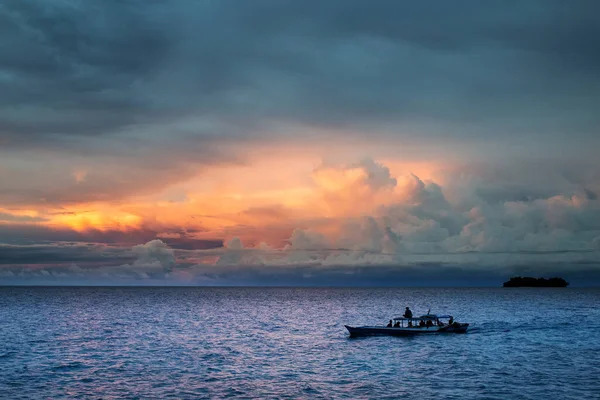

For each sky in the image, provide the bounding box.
[1,0,600,286]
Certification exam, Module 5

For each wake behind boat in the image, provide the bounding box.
[345,313,469,337]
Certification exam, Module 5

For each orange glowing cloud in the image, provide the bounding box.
[4,138,451,249]
[49,209,142,232]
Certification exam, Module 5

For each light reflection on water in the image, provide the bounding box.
[1,287,599,399]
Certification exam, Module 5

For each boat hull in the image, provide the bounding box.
[345,324,469,337]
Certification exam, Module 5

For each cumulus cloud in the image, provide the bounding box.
[313,158,397,193]
[312,159,398,217]
[129,239,176,272]
[216,237,272,266]
[224,237,244,250]
[0,239,180,282]
[211,159,600,268]
[286,229,330,251]
[0,270,15,278]
[216,237,245,265]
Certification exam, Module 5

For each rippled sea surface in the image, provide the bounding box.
[1,287,599,399]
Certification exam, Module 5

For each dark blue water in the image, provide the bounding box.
[1,287,599,399]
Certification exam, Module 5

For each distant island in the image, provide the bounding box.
[503,277,569,287]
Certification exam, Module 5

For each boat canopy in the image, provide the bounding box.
[393,314,452,321]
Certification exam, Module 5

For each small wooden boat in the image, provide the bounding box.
[345,313,469,337]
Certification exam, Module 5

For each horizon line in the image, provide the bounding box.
[1,284,597,288]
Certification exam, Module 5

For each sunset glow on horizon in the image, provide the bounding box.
[2,150,447,246]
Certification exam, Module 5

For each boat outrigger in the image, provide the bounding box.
[345,313,469,337]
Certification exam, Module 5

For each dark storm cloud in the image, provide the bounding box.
[0,212,46,223]
[0,242,132,265]
[1,0,599,146]
[0,0,172,136]
[0,223,222,250]
[0,223,158,245]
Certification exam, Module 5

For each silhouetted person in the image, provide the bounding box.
[387,320,393,328]
[408,321,413,327]
[393,320,400,328]
[403,307,413,318]
[426,320,433,327]
[419,320,425,327]
[449,316,454,325]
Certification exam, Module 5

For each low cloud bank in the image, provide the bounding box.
[1,158,600,285]
[0,239,176,282]
[2,258,600,286]
[1,238,599,285]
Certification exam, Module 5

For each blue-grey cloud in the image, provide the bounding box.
[1,0,599,206]
[0,242,132,265]
[2,0,599,143]
[0,224,222,250]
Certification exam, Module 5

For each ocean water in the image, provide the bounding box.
[0,287,599,399]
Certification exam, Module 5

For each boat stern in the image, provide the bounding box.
[439,322,469,333]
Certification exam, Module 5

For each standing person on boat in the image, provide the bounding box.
[403,307,413,318]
